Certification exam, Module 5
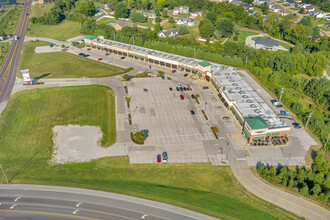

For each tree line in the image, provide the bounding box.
[257,153,329,203]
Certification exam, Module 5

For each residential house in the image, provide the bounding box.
[232,1,243,6]
[305,6,314,12]
[255,37,279,51]
[243,3,254,10]
[177,17,195,26]
[173,6,189,14]
[158,29,178,38]
[96,7,102,12]
[112,20,137,31]
[0,36,3,41]
[143,12,156,18]
[247,10,259,16]
[191,9,206,17]
[324,22,330,28]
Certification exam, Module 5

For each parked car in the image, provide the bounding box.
[180,95,184,100]
[178,83,181,86]
[190,110,195,115]
[169,87,173,91]
[176,87,179,91]
[202,86,209,89]
[184,74,188,77]
[120,56,126,60]
[183,87,187,91]
[98,58,103,61]
[180,87,183,91]
[292,122,301,129]
[162,152,168,163]
[191,94,195,99]
[143,88,148,92]
[172,70,176,73]
[157,154,161,163]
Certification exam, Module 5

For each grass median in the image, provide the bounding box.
[0,86,300,219]
[17,41,128,78]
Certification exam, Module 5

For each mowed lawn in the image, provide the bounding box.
[17,41,126,78]
[27,20,81,41]
[0,88,300,220]
[30,3,54,18]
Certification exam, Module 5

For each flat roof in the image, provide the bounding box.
[85,35,97,40]
[245,117,268,130]
[212,65,287,129]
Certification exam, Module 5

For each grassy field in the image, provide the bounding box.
[282,3,291,6]
[0,5,22,36]
[229,30,258,44]
[27,20,81,41]
[0,86,299,219]
[16,41,126,78]
[252,36,291,50]
[30,3,54,18]
[97,17,117,25]
[0,42,9,68]
[136,18,154,28]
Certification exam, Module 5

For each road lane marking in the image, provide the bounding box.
[245,146,253,158]
[236,160,327,220]
[0,209,96,220]
[14,197,20,202]
[73,210,80,214]
[141,214,148,219]
[10,205,17,209]
[76,203,83,207]
[0,1,30,98]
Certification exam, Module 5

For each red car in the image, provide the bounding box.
[98,58,103,61]
[172,70,176,73]
[180,95,184,100]
[157,154,161,163]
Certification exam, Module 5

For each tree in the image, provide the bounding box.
[114,2,129,18]
[199,23,215,37]
[168,16,175,23]
[130,12,147,23]
[299,17,312,27]
[206,11,217,25]
[298,8,305,14]
[299,184,309,196]
[310,184,322,197]
[178,26,189,35]
[78,0,96,16]
[261,2,269,13]
[155,16,162,23]
[132,131,146,142]
[162,9,168,18]
[322,2,330,12]
[216,18,234,37]
[154,23,162,32]
[311,26,320,41]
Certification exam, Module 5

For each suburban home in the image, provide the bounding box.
[232,0,243,6]
[143,12,156,19]
[112,20,137,31]
[158,29,178,38]
[177,17,195,26]
[243,3,254,10]
[305,6,315,12]
[191,9,206,17]
[247,10,259,16]
[173,6,189,14]
[0,36,3,41]
[324,22,330,28]
[96,7,102,12]
[255,37,279,51]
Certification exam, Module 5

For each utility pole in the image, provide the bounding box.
[0,164,8,184]
[279,87,285,102]
[245,54,248,68]
[305,112,313,128]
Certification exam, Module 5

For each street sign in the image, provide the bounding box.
[20,69,32,84]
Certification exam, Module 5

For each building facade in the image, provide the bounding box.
[84,35,290,143]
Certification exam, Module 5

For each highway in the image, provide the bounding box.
[0,0,31,103]
[0,184,217,220]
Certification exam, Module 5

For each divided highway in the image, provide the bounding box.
[0,184,217,220]
[0,0,31,102]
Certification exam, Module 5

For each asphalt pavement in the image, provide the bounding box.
[0,184,218,220]
[0,0,31,103]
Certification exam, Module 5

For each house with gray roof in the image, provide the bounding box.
[158,29,178,38]
[255,37,279,51]
[173,6,189,14]
[177,17,195,26]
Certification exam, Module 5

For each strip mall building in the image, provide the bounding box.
[84,35,290,142]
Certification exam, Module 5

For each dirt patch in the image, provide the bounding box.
[52,125,109,164]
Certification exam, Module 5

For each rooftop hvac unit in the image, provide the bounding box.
[254,109,261,113]
[236,87,241,90]
[242,95,249,98]
[247,99,253,103]
[239,91,246,94]
[250,104,257,108]
[229,79,235,82]
[232,83,238,86]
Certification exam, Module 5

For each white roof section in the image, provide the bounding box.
[97,38,202,67]
[212,65,287,129]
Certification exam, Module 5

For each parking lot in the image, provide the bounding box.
[127,77,227,164]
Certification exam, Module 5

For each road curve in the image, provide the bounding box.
[0,0,31,103]
[0,184,218,220]
[229,158,330,220]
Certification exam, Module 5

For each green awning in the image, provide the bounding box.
[185,68,190,71]
[85,35,97,40]
[129,54,133,56]
[85,44,90,47]
[253,136,265,141]
[192,69,197,72]
[244,117,268,130]
[97,46,100,48]
[267,133,271,136]
[238,117,243,125]
[145,58,148,61]
[243,129,250,138]
[140,56,144,59]
[272,132,280,136]
[198,72,202,76]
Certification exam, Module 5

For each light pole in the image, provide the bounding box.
[0,164,8,184]
[132,36,135,45]
[305,112,313,128]
[279,88,285,102]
